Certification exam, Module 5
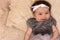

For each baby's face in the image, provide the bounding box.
[34,7,51,22]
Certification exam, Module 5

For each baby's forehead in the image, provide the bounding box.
[35,7,49,13]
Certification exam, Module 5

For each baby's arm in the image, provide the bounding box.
[51,25,59,40]
[24,27,32,40]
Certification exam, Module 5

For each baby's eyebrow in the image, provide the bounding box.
[45,11,49,13]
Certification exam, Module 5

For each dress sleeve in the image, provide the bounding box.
[26,18,37,29]
[51,17,57,26]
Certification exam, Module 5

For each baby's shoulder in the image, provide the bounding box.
[51,17,57,26]
[27,18,36,24]
[26,18,37,28]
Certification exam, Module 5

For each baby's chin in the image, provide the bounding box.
[39,19,49,22]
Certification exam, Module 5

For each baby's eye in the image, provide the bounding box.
[45,13,48,14]
[39,13,42,15]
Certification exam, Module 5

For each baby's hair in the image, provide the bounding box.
[31,1,51,13]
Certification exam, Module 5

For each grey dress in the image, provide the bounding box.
[27,16,60,40]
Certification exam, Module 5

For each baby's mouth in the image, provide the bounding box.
[41,19,47,21]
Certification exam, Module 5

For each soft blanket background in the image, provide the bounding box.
[0,0,60,40]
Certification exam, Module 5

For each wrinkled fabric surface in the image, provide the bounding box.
[0,0,60,40]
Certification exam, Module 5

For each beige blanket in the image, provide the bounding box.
[0,0,60,40]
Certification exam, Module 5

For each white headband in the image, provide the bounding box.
[32,4,49,12]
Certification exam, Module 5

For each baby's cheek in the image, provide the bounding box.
[46,16,50,19]
[37,17,41,21]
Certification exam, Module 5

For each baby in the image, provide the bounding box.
[24,1,60,40]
